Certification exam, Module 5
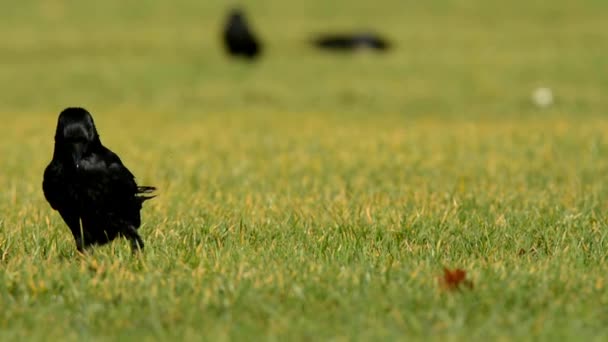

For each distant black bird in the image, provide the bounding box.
[42,107,156,253]
[313,32,391,52]
[223,8,262,59]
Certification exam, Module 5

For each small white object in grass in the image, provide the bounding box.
[532,87,554,108]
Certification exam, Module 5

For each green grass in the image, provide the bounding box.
[1,1,608,340]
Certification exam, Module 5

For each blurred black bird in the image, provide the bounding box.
[42,107,156,253]
[223,8,262,59]
[313,32,391,52]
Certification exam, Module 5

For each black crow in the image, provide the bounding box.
[42,107,156,253]
[223,8,262,59]
[313,32,391,52]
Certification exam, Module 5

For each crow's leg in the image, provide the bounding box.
[124,226,144,253]
[58,210,86,253]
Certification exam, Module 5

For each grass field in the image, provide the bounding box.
[1,1,608,340]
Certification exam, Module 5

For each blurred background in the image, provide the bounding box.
[0,0,605,119]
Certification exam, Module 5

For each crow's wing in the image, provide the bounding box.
[43,161,69,211]
[79,148,153,228]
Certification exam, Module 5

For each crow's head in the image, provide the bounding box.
[228,8,245,23]
[54,107,100,169]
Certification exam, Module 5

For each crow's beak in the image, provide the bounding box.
[72,143,85,170]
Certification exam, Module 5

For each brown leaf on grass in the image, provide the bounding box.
[439,267,473,291]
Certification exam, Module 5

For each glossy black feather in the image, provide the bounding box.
[42,107,155,253]
[222,8,262,59]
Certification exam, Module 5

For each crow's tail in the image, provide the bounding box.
[136,186,157,202]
